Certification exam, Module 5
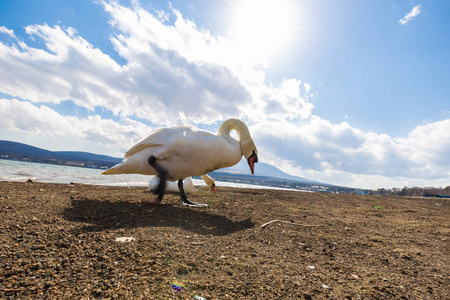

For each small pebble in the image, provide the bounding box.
[303,293,312,300]
[115,237,135,243]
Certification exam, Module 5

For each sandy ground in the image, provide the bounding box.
[0,181,449,299]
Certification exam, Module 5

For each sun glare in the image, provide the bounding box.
[230,0,296,59]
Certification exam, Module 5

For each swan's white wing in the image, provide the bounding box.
[179,111,197,129]
[124,127,190,158]
[124,142,162,158]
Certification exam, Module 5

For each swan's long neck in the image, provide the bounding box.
[218,119,258,172]
[218,119,251,144]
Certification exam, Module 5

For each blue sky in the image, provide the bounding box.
[0,0,449,189]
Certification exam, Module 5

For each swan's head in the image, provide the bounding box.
[201,174,216,192]
[242,139,258,175]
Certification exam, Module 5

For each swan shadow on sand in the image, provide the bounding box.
[63,198,255,236]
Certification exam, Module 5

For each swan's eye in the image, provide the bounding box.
[251,150,258,163]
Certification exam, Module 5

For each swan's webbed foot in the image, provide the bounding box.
[181,198,208,207]
[148,156,167,202]
[178,179,208,208]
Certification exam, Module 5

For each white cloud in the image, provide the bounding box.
[0,26,15,37]
[0,24,125,110]
[0,2,313,126]
[403,119,450,170]
[251,117,450,189]
[399,4,421,25]
[0,98,152,155]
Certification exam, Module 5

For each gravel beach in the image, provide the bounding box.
[0,181,448,299]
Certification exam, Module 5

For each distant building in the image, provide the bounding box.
[310,185,320,192]
[65,161,85,167]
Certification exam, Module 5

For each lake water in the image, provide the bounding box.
[0,159,298,191]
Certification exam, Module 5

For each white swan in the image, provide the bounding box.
[102,118,257,207]
[149,175,216,193]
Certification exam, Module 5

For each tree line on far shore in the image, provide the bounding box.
[374,186,450,197]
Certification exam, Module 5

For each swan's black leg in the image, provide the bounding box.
[148,156,167,202]
[178,179,208,207]
[178,179,188,203]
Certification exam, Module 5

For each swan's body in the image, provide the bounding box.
[102,118,257,206]
[103,125,242,179]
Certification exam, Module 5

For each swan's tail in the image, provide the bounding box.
[101,165,121,175]
[101,159,153,176]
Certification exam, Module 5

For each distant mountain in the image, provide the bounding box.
[0,140,121,168]
[219,158,318,183]
[0,140,56,158]
[53,151,122,164]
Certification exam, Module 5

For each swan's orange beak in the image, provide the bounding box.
[211,184,216,193]
[247,150,258,175]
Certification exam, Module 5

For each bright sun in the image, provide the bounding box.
[230,0,296,59]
